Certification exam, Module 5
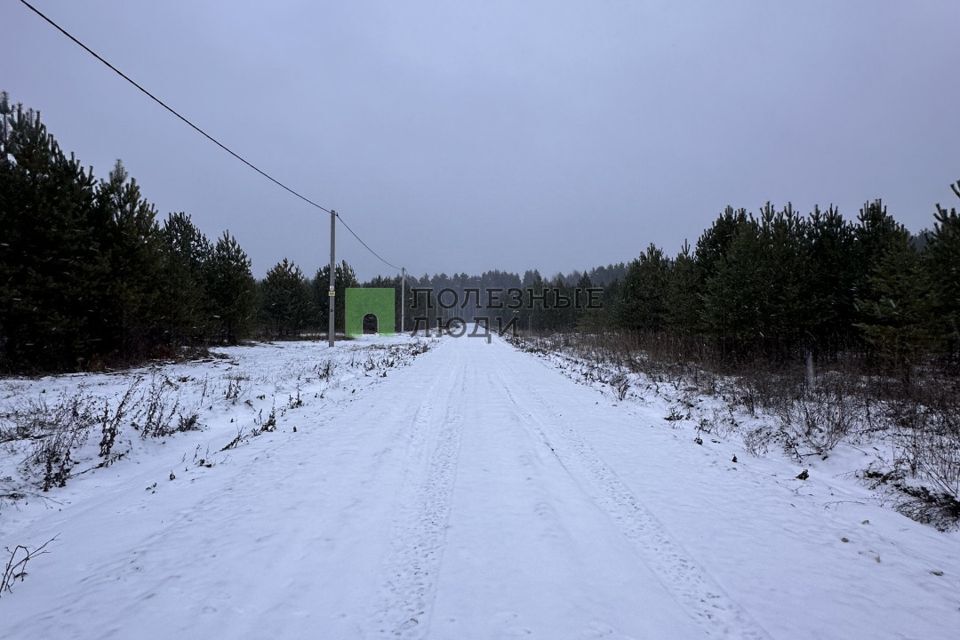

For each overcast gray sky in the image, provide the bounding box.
[4,1,958,279]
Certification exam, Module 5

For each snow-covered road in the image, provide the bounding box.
[3,336,958,639]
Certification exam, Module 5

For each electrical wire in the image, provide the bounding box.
[18,0,405,274]
[336,215,403,272]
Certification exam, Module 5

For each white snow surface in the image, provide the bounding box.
[1,334,958,639]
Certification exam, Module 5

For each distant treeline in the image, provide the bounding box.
[414,195,959,376]
[2,91,958,376]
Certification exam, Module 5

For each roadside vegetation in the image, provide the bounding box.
[511,332,960,530]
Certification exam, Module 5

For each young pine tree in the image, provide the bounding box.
[0,93,107,370]
[924,183,960,370]
[261,258,311,337]
[205,231,256,344]
[855,230,931,380]
[95,161,170,358]
[617,244,670,333]
[159,212,213,345]
[665,240,701,336]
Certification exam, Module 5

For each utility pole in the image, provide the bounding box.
[328,210,336,348]
[400,266,406,334]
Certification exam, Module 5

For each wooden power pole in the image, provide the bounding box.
[328,210,336,348]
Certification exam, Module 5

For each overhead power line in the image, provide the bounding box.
[336,215,402,272]
[17,0,405,273]
[16,0,330,214]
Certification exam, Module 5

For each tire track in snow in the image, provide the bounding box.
[372,352,467,638]
[495,349,771,640]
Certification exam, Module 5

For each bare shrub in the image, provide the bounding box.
[287,386,303,409]
[177,413,200,433]
[134,376,180,439]
[129,376,200,439]
[250,406,277,437]
[911,430,960,500]
[1,536,56,598]
[220,426,247,451]
[892,385,960,502]
[198,375,210,405]
[316,359,336,381]
[609,372,630,401]
[30,424,88,491]
[98,378,141,463]
[778,378,862,456]
[5,391,89,442]
[0,412,34,443]
[665,407,685,422]
[18,392,95,491]
[410,340,431,355]
[741,427,772,456]
[224,375,245,402]
[191,444,215,468]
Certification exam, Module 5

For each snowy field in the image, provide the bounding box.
[1,334,958,639]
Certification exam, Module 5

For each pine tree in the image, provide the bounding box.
[617,244,670,333]
[757,203,809,359]
[700,204,810,360]
[0,93,106,370]
[852,200,904,311]
[925,183,960,370]
[805,205,858,356]
[695,206,749,281]
[159,212,213,344]
[262,258,311,337]
[205,231,256,344]
[665,240,701,335]
[94,161,169,358]
[701,217,764,357]
[855,235,930,380]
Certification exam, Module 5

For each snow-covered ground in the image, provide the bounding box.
[1,334,958,639]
